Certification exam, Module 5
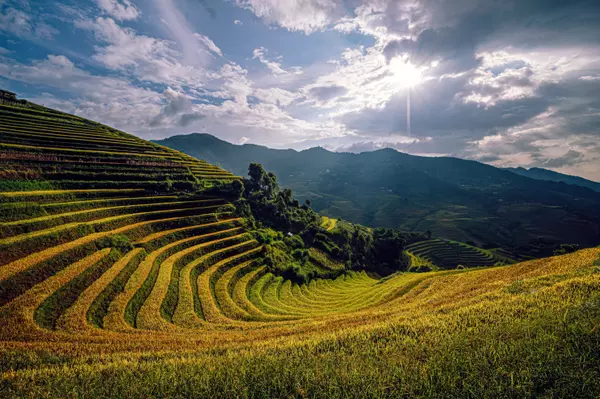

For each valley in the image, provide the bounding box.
[156,133,600,257]
[0,100,599,398]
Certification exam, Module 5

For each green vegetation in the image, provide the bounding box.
[156,133,600,257]
[320,215,337,231]
[1,100,599,398]
[234,163,412,279]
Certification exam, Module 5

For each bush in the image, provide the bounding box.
[284,234,304,250]
[96,234,133,254]
[251,229,282,244]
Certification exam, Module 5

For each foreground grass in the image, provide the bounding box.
[1,258,599,398]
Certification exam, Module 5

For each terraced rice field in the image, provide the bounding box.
[406,238,511,269]
[2,232,599,397]
[1,103,599,397]
[320,215,337,231]
[0,104,238,190]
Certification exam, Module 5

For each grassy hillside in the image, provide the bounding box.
[2,247,599,397]
[1,103,600,397]
[156,133,600,257]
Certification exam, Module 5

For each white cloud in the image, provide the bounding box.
[253,47,286,75]
[252,47,302,76]
[0,54,162,131]
[332,2,415,42]
[154,0,215,67]
[95,0,139,21]
[299,45,427,113]
[74,17,209,87]
[235,0,343,34]
[193,33,223,57]
[239,136,250,144]
[234,19,243,25]
[215,62,253,106]
[253,87,299,107]
[0,6,58,39]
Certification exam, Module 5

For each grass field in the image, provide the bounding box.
[1,102,600,398]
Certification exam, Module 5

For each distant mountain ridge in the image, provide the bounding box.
[505,167,600,193]
[155,133,600,256]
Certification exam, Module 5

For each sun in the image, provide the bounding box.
[389,57,422,88]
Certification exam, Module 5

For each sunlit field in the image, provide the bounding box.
[1,103,599,398]
[2,246,599,398]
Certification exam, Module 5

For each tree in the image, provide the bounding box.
[370,228,408,271]
[238,163,319,234]
[426,230,432,239]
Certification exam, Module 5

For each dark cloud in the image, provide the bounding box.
[338,0,600,176]
[178,112,205,127]
[150,89,194,127]
[341,74,550,138]
[532,149,586,168]
[383,0,600,73]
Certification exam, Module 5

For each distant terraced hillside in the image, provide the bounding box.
[0,103,237,192]
[406,239,514,269]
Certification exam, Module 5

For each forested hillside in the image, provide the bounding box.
[156,133,600,256]
[505,167,600,193]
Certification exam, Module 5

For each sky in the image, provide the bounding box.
[1,0,599,181]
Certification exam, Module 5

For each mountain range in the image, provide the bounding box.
[155,133,600,256]
[504,167,600,193]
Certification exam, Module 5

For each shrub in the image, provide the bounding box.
[96,234,133,254]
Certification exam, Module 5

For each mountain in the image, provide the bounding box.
[2,102,600,399]
[505,167,600,193]
[155,133,600,255]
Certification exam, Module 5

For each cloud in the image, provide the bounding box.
[0,5,58,39]
[239,136,250,144]
[193,33,223,57]
[154,0,215,67]
[95,0,139,21]
[234,0,344,34]
[150,87,194,127]
[0,54,163,130]
[234,20,243,25]
[253,87,299,108]
[74,17,209,87]
[308,85,347,101]
[252,47,302,76]
[533,149,585,168]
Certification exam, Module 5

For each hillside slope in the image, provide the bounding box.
[1,101,600,398]
[0,105,237,193]
[156,133,600,255]
[406,239,511,269]
[506,166,600,193]
[2,247,599,397]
